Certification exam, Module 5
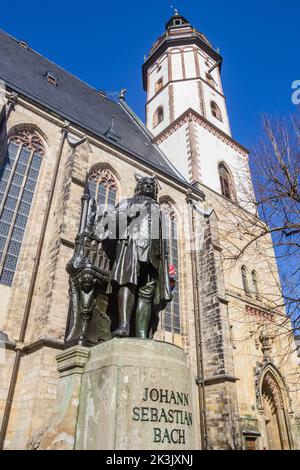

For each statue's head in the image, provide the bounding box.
[81,272,95,293]
[134,176,158,200]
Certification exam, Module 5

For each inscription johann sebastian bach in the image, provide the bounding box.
[132,388,193,444]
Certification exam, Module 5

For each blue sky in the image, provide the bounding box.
[0,0,299,150]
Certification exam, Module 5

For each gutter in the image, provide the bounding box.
[207,60,222,76]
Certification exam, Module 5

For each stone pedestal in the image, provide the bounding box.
[37,346,90,450]
[39,339,196,450]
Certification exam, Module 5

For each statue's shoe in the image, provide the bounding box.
[135,331,148,340]
[112,327,130,338]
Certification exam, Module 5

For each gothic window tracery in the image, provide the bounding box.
[0,130,44,286]
[161,202,181,335]
[88,167,118,209]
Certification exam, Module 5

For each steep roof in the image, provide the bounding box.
[0,29,186,184]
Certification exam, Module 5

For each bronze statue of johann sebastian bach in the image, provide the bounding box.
[107,176,173,339]
[65,175,173,346]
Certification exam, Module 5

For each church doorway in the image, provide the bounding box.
[262,373,291,450]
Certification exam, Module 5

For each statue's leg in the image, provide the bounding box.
[135,281,156,339]
[112,285,135,338]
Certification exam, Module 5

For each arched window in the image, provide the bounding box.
[153,107,164,128]
[211,101,222,121]
[161,202,181,335]
[218,162,235,201]
[252,270,259,299]
[241,265,250,294]
[155,78,163,94]
[88,167,118,209]
[0,130,44,286]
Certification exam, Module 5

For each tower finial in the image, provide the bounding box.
[170,4,179,16]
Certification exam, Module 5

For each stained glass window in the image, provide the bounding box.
[161,203,181,335]
[0,130,44,286]
[88,168,117,209]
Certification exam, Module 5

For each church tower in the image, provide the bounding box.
[143,12,250,204]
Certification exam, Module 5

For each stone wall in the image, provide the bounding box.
[5,347,60,450]
[198,210,241,449]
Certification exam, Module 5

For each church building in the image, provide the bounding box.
[0,12,299,450]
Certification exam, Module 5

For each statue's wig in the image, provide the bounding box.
[134,176,158,201]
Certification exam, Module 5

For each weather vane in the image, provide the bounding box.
[170,4,179,15]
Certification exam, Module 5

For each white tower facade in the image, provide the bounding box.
[143,13,251,205]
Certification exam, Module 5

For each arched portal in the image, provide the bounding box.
[261,372,291,450]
